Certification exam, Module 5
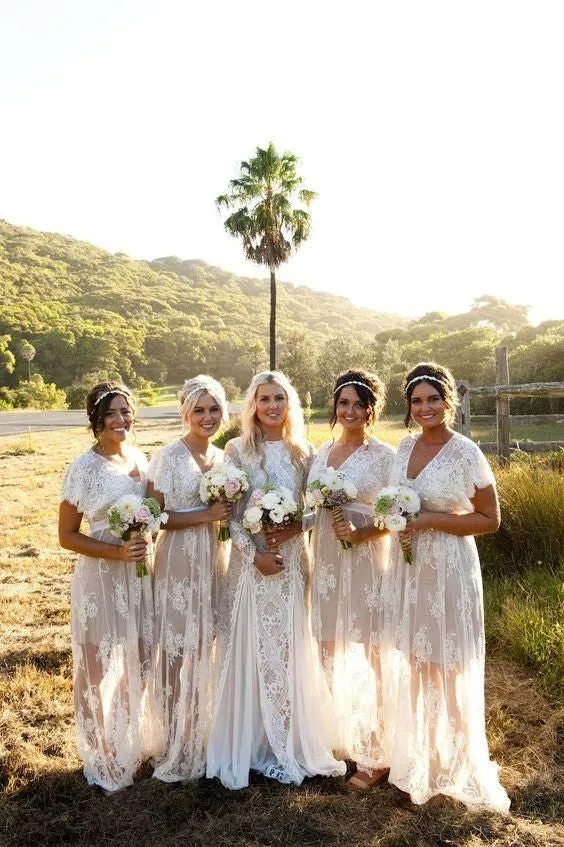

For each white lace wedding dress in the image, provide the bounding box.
[148,440,228,782]
[61,448,155,792]
[206,438,346,789]
[309,437,395,771]
[382,433,510,811]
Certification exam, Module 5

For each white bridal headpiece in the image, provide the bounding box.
[334,380,375,398]
[405,374,445,392]
[92,387,131,407]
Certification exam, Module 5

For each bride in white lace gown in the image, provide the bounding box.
[207,371,346,789]
[382,363,510,811]
[59,383,154,793]
[308,370,395,789]
[146,376,230,782]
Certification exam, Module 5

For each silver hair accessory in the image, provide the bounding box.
[405,374,445,392]
[334,380,375,397]
[92,388,127,407]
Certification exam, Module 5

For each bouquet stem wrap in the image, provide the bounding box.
[330,506,352,550]
[130,529,149,578]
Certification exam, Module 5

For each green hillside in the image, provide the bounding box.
[0,220,406,396]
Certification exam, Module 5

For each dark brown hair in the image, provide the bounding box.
[331,369,386,430]
[403,362,458,428]
[86,382,136,436]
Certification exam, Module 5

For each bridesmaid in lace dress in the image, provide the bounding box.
[59,383,154,794]
[308,369,395,790]
[382,362,510,810]
[206,371,346,789]
[146,375,230,782]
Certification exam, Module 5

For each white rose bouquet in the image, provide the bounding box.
[107,494,168,577]
[306,467,358,550]
[242,483,301,551]
[200,462,249,541]
[373,485,421,564]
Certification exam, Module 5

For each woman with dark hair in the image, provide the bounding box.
[59,382,154,794]
[382,362,510,810]
[308,369,396,790]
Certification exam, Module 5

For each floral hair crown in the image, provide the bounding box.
[404,374,446,393]
[334,380,376,400]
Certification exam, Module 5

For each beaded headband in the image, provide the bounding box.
[334,380,376,399]
[405,374,445,392]
[92,388,130,408]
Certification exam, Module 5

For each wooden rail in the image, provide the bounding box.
[456,347,564,460]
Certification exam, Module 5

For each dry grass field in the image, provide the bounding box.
[1,421,563,847]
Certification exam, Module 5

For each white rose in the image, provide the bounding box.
[244,506,263,525]
[210,472,228,487]
[385,514,407,532]
[398,488,421,514]
[261,492,280,510]
[343,480,357,499]
[269,506,286,524]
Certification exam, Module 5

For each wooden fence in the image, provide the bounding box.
[455,346,564,460]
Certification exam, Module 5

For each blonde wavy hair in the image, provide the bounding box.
[178,374,229,431]
[241,371,308,468]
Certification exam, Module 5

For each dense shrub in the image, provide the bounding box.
[9,375,68,410]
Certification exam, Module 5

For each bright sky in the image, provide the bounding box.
[1,0,563,325]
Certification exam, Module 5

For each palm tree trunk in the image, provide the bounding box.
[269,267,276,370]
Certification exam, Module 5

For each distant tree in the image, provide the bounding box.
[279,330,318,402]
[0,335,15,376]
[217,142,316,369]
[18,340,36,380]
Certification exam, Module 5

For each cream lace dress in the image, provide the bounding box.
[309,437,395,771]
[382,433,510,811]
[61,448,155,792]
[206,437,346,789]
[148,440,228,782]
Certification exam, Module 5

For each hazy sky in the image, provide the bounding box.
[1,0,563,324]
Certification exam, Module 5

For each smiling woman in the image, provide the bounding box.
[58,381,155,794]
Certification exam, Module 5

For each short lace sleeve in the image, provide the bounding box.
[61,453,90,512]
[469,441,496,491]
[147,446,171,495]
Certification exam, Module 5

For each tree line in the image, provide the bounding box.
[0,219,562,413]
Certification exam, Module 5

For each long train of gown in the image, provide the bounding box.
[148,440,228,781]
[61,448,155,792]
[381,433,510,811]
[206,437,346,789]
[309,437,395,770]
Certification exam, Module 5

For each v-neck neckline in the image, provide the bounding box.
[325,439,367,472]
[91,447,141,479]
[181,439,216,475]
[405,433,455,481]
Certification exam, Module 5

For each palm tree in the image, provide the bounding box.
[217,143,316,370]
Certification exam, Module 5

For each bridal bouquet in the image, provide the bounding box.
[242,484,300,550]
[373,485,421,564]
[306,467,358,549]
[107,495,168,577]
[200,462,249,541]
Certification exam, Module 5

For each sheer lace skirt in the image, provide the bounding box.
[70,539,155,792]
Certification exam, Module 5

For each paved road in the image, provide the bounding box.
[0,404,241,438]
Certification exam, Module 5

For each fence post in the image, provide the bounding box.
[496,346,510,462]
[455,380,471,436]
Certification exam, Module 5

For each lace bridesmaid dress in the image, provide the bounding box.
[148,440,228,782]
[309,437,395,771]
[61,448,155,792]
[382,433,510,811]
[206,438,346,789]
